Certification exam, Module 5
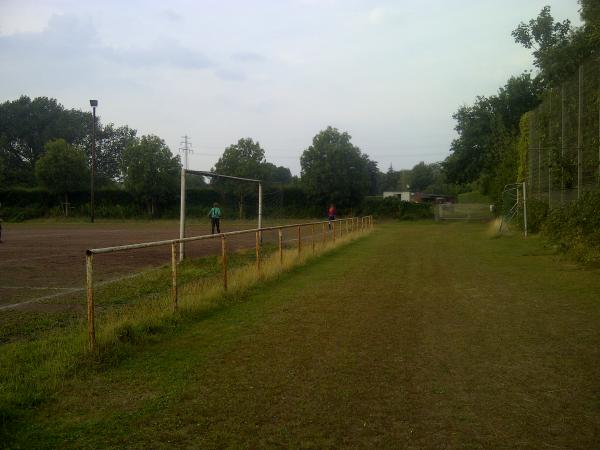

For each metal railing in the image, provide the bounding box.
[85,216,374,351]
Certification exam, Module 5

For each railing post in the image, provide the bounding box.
[86,251,96,352]
[278,229,283,264]
[221,235,228,291]
[312,223,315,253]
[255,231,261,274]
[171,243,178,311]
[297,225,302,254]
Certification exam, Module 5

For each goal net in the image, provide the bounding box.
[435,203,493,221]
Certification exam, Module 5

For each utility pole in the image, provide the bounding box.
[179,136,193,262]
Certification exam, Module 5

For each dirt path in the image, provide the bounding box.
[12,223,600,448]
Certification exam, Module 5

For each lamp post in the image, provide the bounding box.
[89,99,98,223]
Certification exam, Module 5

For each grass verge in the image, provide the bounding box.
[0,227,370,439]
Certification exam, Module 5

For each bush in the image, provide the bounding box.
[524,198,549,233]
[542,191,600,264]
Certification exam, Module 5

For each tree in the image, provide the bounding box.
[263,163,293,184]
[444,72,541,191]
[0,96,90,186]
[409,162,436,192]
[35,139,89,215]
[80,123,138,185]
[122,135,180,216]
[213,138,266,218]
[512,5,598,87]
[300,127,370,210]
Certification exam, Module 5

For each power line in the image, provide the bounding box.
[179,135,194,170]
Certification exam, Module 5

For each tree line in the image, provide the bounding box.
[0,96,450,218]
[443,1,599,205]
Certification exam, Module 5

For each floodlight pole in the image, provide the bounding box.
[89,100,98,223]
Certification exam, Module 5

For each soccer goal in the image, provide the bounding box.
[179,169,263,262]
[435,203,494,222]
[498,182,528,236]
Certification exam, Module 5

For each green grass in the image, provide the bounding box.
[4,222,600,448]
[0,227,367,444]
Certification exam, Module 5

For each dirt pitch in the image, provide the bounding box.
[0,219,311,307]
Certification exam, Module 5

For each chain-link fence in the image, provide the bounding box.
[528,57,600,207]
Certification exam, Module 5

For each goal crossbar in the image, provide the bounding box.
[180,169,264,262]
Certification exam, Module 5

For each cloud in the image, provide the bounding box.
[161,9,183,23]
[368,7,386,25]
[231,51,266,64]
[0,14,215,72]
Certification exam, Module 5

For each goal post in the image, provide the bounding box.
[179,169,263,262]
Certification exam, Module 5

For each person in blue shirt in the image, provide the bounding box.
[208,202,222,234]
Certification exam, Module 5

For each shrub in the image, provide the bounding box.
[542,191,600,264]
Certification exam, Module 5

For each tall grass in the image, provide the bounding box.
[0,227,371,436]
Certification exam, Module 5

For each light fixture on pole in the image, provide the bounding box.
[89,99,98,223]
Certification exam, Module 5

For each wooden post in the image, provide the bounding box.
[171,243,178,311]
[221,235,228,291]
[297,225,302,254]
[333,221,336,242]
[312,223,315,253]
[278,229,283,264]
[255,231,261,274]
[346,218,349,235]
[86,251,96,352]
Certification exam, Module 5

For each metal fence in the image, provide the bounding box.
[528,57,600,206]
[85,216,373,352]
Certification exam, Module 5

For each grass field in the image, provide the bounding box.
[3,221,600,448]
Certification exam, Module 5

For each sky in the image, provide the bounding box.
[0,0,582,175]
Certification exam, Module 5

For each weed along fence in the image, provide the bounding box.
[85,216,373,352]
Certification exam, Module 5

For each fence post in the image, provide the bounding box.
[322,222,326,243]
[311,224,315,253]
[278,229,283,264]
[578,63,583,199]
[523,181,528,238]
[221,235,228,291]
[86,251,96,352]
[561,84,566,204]
[255,231,261,274]
[333,221,336,242]
[171,243,178,311]
[297,225,302,254]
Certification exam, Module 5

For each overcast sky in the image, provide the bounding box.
[0,0,582,175]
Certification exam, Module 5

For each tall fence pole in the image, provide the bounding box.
[333,221,336,242]
[523,182,528,238]
[561,84,566,205]
[171,243,178,311]
[297,226,302,254]
[221,236,228,291]
[578,63,583,199]
[86,252,96,352]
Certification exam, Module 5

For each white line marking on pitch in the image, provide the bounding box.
[0,286,78,290]
[0,271,154,311]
